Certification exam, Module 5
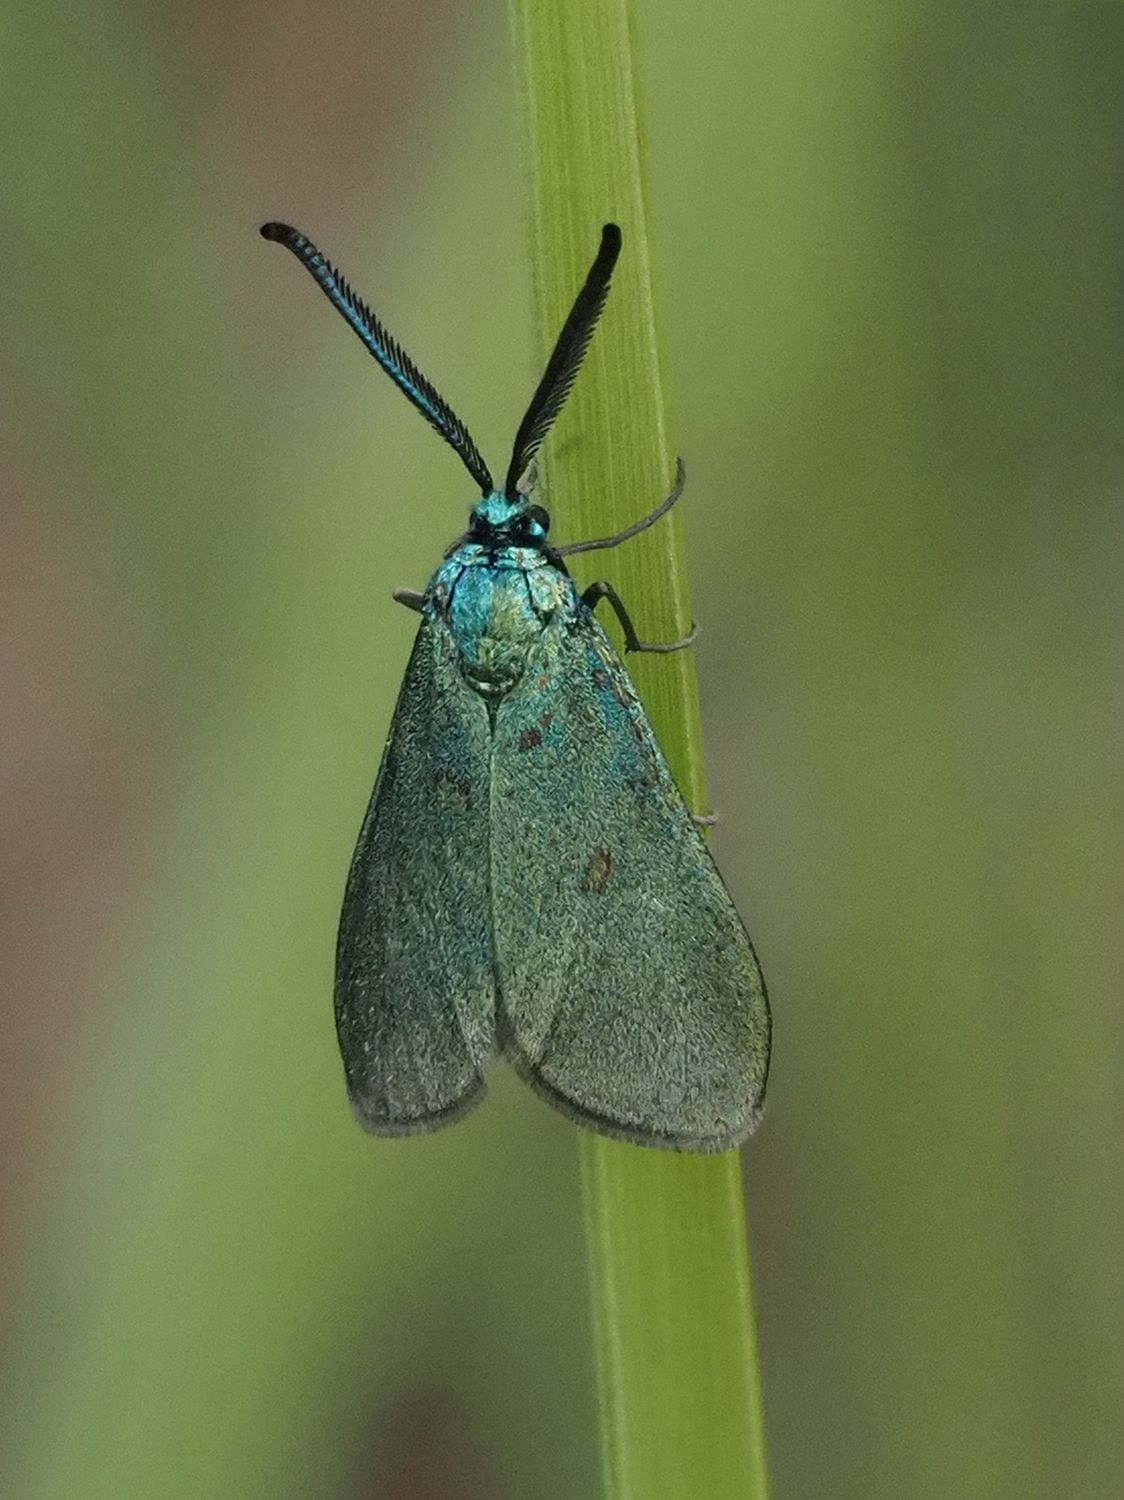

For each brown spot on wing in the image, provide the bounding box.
[579,848,614,893]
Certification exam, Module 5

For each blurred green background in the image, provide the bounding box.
[2,2,1121,1496]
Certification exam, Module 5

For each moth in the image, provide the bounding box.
[262,221,770,1150]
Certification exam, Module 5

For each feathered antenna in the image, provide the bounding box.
[504,224,622,500]
[261,223,494,495]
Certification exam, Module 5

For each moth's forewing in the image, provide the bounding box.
[335,619,495,1133]
[491,616,770,1151]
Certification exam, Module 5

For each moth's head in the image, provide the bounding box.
[469,492,551,548]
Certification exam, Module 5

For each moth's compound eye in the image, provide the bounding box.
[528,504,550,537]
[468,509,487,538]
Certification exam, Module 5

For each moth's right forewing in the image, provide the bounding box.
[491,616,770,1152]
[334,619,495,1133]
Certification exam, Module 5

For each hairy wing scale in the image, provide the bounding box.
[490,614,770,1150]
[334,620,494,1132]
[337,609,768,1150]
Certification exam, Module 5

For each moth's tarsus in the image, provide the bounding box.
[582,579,698,655]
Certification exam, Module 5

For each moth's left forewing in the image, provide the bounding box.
[491,614,770,1151]
[335,619,495,1135]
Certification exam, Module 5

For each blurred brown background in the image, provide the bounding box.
[2,2,1122,1497]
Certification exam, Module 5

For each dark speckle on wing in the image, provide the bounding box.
[434,767,473,809]
[579,847,614,893]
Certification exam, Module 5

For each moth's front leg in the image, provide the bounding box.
[581,579,698,654]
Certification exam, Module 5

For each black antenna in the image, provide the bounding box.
[261,223,494,495]
[504,224,622,500]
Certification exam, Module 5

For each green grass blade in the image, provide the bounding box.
[508,3,772,1496]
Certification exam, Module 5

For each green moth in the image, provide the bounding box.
[262,220,771,1151]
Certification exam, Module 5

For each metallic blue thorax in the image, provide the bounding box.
[425,491,577,698]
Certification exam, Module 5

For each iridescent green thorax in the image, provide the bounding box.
[428,527,575,699]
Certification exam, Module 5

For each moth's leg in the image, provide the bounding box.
[393,588,425,613]
[556,456,686,558]
[582,579,698,654]
[692,811,719,828]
